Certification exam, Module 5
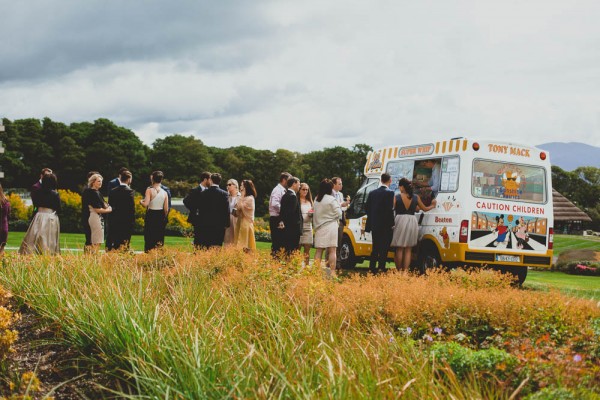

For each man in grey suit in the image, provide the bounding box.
[365,173,395,274]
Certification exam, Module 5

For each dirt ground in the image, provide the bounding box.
[557,249,600,264]
[5,303,115,399]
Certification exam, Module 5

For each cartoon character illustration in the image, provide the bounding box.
[514,216,529,249]
[360,217,367,240]
[492,214,509,246]
[368,150,383,170]
[440,226,450,248]
[501,171,522,198]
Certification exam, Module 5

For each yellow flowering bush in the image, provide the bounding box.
[7,193,32,232]
[58,189,82,233]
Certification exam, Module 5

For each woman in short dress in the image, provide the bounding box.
[19,173,61,255]
[390,178,436,271]
[0,183,11,254]
[140,171,169,252]
[312,179,342,275]
[87,173,112,254]
[224,179,240,245]
[234,180,257,251]
[298,182,314,265]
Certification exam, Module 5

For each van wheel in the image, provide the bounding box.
[339,235,357,269]
[497,266,528,286]
[417,243,441,274]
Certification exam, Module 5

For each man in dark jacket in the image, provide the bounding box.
[365,173,395,273]
[107,170,135,251]
[189,173,230,249]
[279,176,302,257]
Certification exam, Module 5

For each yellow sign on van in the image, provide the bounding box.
[399,144,434,157]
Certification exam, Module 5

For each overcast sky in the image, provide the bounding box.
[1,0,599,151]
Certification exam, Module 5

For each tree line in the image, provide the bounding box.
[0,117,371,217]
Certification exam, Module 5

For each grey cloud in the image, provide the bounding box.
[0,0,276,82]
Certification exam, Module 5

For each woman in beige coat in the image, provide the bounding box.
[312,179,342,275]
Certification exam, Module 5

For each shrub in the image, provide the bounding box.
[58,189,83,233]
[254,217,271,242]
[7,193,32,222]
[431,342,518,380]
[555,261,600,277]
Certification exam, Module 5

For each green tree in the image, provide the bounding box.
[149,135,214,182]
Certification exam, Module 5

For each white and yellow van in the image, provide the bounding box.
[340,138,554,284]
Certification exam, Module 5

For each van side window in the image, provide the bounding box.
[347,179,379,218]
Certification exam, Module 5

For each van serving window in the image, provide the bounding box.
[472,159,546,204]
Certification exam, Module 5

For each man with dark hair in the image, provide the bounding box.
[184,171,211,228]
[199,171,211,191]
[365,173,395,274]
[107,170,135,251]
[279,176,302,257]
[108,167,129,193]
[269,172,292,257]
[191,173,230,248]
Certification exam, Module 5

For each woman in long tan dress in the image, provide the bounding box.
[87,174,112,254]
[19,173,61,255]
[224,179,240,245]
[234,180,257,251]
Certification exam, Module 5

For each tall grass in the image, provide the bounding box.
[0,249,598,398]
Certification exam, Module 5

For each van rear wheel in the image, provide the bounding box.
[339,235,357,269]
[495,266,528,286]
[417,242,441,274]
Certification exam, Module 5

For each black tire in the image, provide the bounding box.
[501,266,528,286]
[339,235,357,269]
[417,242,441,274]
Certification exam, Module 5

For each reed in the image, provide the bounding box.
[0,249,598,398]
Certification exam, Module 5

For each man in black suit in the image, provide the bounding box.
[365,173,395,273]
[279,176,302,257]
[191,173,230,249]
[107,170,135,251]
[183,171,212,246]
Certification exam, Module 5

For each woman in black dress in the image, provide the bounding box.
[140,171,169,252]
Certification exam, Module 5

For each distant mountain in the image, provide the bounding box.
[537,142,600,171]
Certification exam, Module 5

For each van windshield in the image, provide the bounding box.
[472,159,547,204]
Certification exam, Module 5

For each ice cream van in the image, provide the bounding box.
[340,138,554,284]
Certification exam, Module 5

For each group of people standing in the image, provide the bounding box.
[183,172,257,251]
[268,172,350,276]
[365,173,436,273]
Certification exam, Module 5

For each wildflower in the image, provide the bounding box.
[389,336,395,343]
[423,334,433,342]
[433,327,443,336]
[573,354,582,362]
[405,327,412,335]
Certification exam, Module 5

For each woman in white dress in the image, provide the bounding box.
[312,179,342,275]
[224,179,240,245]
[140,171,169,252]
[298,182,314,265]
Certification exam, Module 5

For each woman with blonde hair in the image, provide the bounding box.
[313,179,342,276]
[87,173,112,254]
[234,180,257,251]
[298,182,314,265]
[224,178,240,245]
[0,184,10,254]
